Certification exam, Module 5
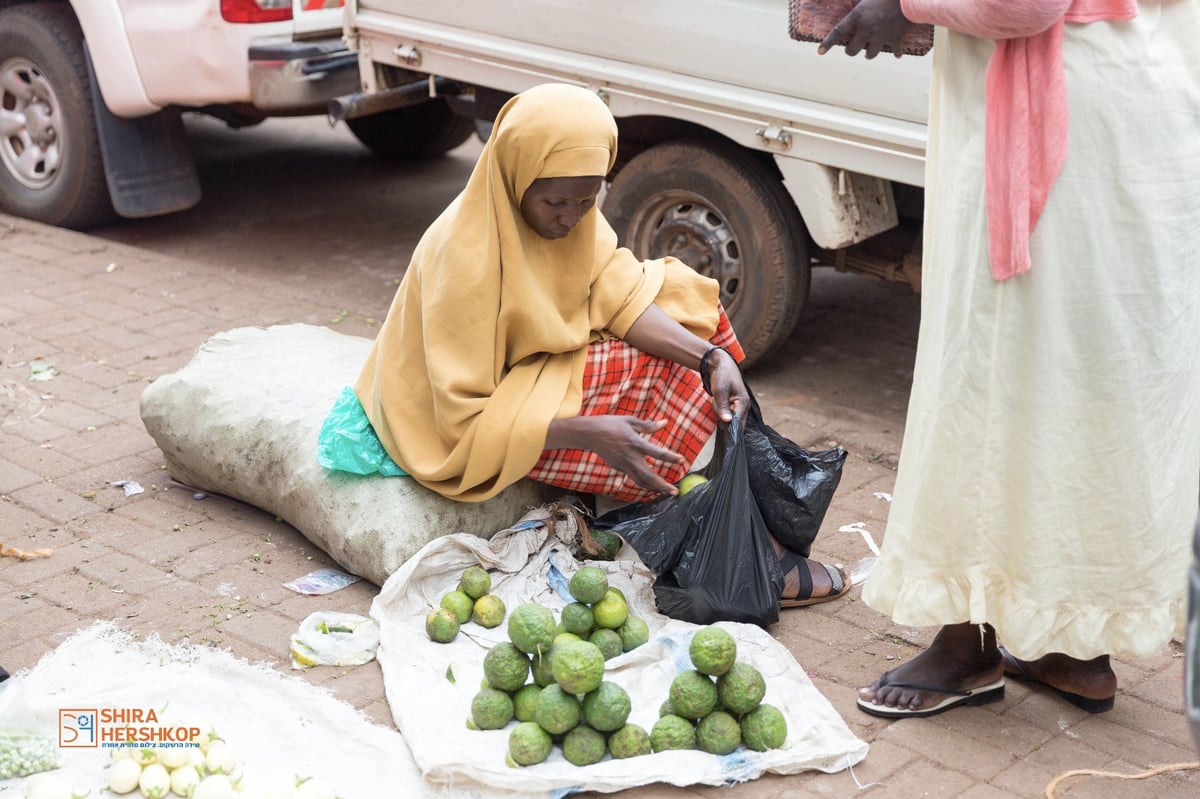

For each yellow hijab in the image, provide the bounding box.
[355,83,720,501]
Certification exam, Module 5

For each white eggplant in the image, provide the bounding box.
[108,757,143,794]
[192,774,237,799]
[170,765,202,797]
[139,763,171,799]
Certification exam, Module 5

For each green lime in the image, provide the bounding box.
[581,681,631,732]
[531,650,556,687]
[717,661,766,715]
[591,588,628,630]
[740,703,787,751]
[588,529,623,560]
[508,721,553,766]
[696,710,741,755]
[677,473,709,495]
[562,724,607,766]
[508,603,557,656]
[470,688,514,730]
[617,616,649,652]
[551,639,606,695]
[568,565,609,605]
[606,723,651,759]
[459,565,492,599]
[425,608,460,643]
[533,684,581,735]
[483,642,530,693]
[669,670,718,720]
[472,594,506,628]
[689,626,737,676]
[439,590,474,624]
[589,627,622,661]
[650,714,696,752]
[560,602,595,637]
[513,684,543,723]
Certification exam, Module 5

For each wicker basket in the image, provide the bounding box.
[787,0,933,56]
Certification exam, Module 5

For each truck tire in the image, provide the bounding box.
[603,139,809,369]
[346,98,475,160]
[0,3,114,228]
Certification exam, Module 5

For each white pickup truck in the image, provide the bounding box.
[338,0,932,365]
[0,0,473,229]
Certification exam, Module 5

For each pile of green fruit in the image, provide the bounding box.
[652,625,788,754]
[426,565,507,643]
[465,566,655,767]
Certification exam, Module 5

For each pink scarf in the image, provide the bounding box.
[901,0,1138,280]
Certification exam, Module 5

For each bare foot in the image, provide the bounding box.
[858,623,1005,715]
[999,649,1116,712]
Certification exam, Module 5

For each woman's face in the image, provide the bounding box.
[520,175,605,240]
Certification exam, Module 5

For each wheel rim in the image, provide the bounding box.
[0,57,63,190]
[623,190,743,313]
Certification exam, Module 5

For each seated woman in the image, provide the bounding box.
[341,83,848,607]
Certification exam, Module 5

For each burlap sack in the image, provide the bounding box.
[139,324,553,585]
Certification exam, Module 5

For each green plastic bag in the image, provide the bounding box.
[316,387,408,477]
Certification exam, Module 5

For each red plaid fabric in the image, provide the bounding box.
[527,308,744,503]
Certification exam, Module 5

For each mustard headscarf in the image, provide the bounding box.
[355,83,720,501]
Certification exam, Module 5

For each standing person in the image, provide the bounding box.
[334,83,849,606]
[817,1,1200,716]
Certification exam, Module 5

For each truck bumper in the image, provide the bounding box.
[248,39,359,115]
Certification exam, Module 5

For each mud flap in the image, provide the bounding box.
[84,44,201,218]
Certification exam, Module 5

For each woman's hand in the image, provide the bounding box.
[704,347,750,427]
[818,0,913,59]
[546,415,684,495]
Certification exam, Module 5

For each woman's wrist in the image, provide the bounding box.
[699,346,732,395]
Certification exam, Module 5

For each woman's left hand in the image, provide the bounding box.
[706,347,749,425]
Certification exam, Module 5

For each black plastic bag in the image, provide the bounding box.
[594,389,847,627]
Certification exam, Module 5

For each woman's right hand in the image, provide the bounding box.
[818,0,913,59]
[546,415,684,496]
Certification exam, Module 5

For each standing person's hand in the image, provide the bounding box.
[818,0,914,59]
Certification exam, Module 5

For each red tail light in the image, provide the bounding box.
[221,0,293,23]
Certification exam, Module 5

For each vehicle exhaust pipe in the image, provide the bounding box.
[327,77,461,124]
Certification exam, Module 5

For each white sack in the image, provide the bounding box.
[139,324,553,586]
[373,502,869,795]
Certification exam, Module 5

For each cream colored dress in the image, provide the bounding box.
[862,2,1200,661]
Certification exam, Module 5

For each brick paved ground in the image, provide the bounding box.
[1,213,1196,798]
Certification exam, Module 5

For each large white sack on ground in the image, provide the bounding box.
[374,502,869,796]
[140,324,553,586]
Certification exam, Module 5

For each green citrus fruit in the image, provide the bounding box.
[617,616,649,652]
[472,594,506,628]
[717,661,766,715]
[689,626,737,676]
[439,590,474,624]
[551,639,606,695]
[669,670,718,720]
[513,684,543,723]
[591,588,628,630]
[470,688,514,730]
[677,473,709,495]
[606,723,651,759]
[508,721,553,766]
[533,684,581,735]
[483,642,530,693]
[581,681,631,732]
[696,710,741,755]
[425,608,460,643]
[560,602,594,637]
[508,603,557,656]
[588,529,623,560]
[562,724,607,766]
[650,714,696,752]
[531,651,556,687]
[589,627,622,661]
[568,565,609,605]
[658,698,676,718]
[740,703,788,751]
[459,565,492,599]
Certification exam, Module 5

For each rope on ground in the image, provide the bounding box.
[1045,761,1200,798]
[0,542,53,560]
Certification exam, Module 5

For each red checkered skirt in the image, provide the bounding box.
[527,308,744,503]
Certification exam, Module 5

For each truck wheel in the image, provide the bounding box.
[347,98,475,160]
[0,4,114,228]
[603,140,809,368]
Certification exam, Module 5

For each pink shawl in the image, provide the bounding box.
[901,0,1138,280]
